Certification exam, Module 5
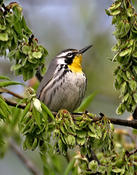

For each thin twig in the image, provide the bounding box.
[0,88,24,99]
[2,97,137,129]
[9,140,42,175]
[126,148,137,157]
[86,148,101,165]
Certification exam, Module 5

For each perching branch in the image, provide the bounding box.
[91,115,137,129]
[2,97,137,129]
[72,112,137,129]
[9,140,42,175]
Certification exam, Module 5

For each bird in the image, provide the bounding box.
[36,45,92,112]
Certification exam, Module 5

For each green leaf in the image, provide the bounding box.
[64,158,75,175]
[11,107,21,128]
[40,65,46,76]
[76,137,85,145]
[60,125,67,135]
[116,103,126,115]
[133,66,137,74]
[32,51,42,59]
[112,168,125,173]
[0,75,10,80]
[0,81,23,87]
[122,93,129,103]
[126,71,132,80]
[121,82,127,95]
[31,137,38,151]
[105,9,111,16]
[117,56,130,65]
[13,6,22,21]
[132,51,137,58]
[14,22,22,36]
[88,160,98,172]
[32,106,41,128]
[8,50,16,58]
[23,136,35,150]
[129,80,137,91]
[65,135,75,146]
[41,102,54,120]
[110,9,121,16]
[21,16,32,35]
[0,97,11,118]
[22,69,35,81]
[88,131,99,139]
[114,21,130,38]
[127,7,135,17]
[133,93,137,103]
[22,45,31,55]
[0,24,6,30]
[0,108,6,119]
[20,102,31,122]
[76,91,97,112]
[11,64,22,71]
[109,2,121,11]
[22,117,33,134]
[0,33,8,41]
[76,130,87,138]
[119,48,132,57]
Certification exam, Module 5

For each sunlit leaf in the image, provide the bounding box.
[0,81,23,87]
[76,91,97,112]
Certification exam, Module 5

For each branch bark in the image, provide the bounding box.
[126,148,137,157]
[0,88,24,99]
[4,98,26,109]
[3,97,137,129]
[9,140,42,175]
[92,115,137,129]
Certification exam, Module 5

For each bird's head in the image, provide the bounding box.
[56,45,92,72]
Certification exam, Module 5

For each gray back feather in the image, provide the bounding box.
[36,58,58,98]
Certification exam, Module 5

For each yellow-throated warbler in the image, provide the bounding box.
[36,45,92,112]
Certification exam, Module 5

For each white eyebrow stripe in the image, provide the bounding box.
[57,51,72,58]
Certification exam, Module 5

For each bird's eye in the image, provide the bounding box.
[67,53,72,57]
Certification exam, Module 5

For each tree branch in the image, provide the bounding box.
[73,113,137,129]
[0,88,24,99]
[126,148,137,157]
[4,98,26,109]
[2,97,137,129]
[86,148,101,165]
[9,140,42,175]
[92,115,137,129]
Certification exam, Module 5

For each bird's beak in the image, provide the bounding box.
[78,45,93,54]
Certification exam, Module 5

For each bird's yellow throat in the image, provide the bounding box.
[68,54,82,73]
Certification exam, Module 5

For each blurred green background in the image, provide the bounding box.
[0,0,137,174]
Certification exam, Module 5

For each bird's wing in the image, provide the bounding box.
[36,58,57,99]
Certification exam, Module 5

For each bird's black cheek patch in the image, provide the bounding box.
[65,58,73,65]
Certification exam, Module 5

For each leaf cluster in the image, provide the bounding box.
[0,2,47,80]
[106,0,137,114]
[16,97,137,174]
[0,0,137,175]
[0,80,137,174]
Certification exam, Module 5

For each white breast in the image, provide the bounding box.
[44,71,87,112]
